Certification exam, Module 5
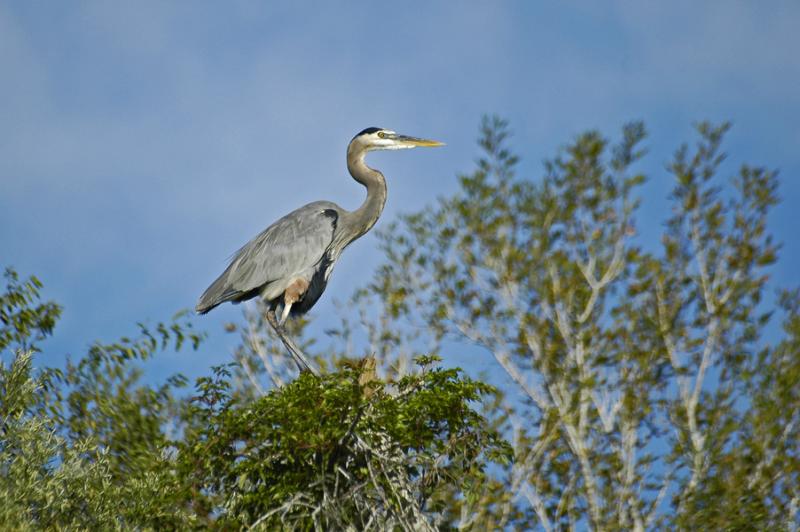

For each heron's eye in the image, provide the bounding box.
[377,131,386,138]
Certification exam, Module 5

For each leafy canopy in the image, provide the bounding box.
[2,116,799,530]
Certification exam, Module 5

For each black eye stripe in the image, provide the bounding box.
[356,127,382,137]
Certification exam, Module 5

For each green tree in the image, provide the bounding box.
[337,117,799,529]
[0,268,508,530]
[0,268,61,353]
[1,269,203,529]
[179,357,510,529]
[2,116,798,530]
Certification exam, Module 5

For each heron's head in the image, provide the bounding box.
[351,127,444,152]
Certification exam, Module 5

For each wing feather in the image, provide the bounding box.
[196,201,339,313]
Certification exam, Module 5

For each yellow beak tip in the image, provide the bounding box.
[420,140,445,147]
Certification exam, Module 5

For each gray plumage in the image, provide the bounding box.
[196,127,443,373]
[196,201,340,315]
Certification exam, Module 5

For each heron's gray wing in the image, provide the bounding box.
[196,201,339,313]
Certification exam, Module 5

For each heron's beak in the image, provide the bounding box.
[393,134,445,148]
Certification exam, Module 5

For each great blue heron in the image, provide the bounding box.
[196,127,443,376]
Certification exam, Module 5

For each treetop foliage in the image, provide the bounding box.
[2,116,798,530]
[322,116,797,529]
[1,269,507,530]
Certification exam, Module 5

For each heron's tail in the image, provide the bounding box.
[195,271,234,314]
[196,269,262,314]
[195,299,219,315]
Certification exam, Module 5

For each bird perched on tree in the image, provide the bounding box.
[196,127,443,375]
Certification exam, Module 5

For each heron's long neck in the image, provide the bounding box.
[344,148,387,243]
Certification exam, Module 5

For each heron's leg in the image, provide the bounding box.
[265,309,320,377]
[279,301,292,326]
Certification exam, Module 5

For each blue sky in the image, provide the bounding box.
[2,1,799,381]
